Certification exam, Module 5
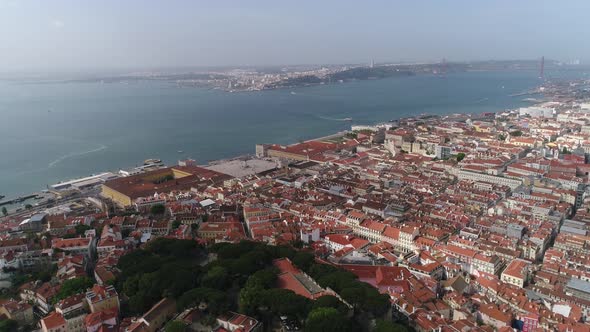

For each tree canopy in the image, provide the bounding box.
[56,277,93,302]
[114,239,404,331]
[150,203,166,215]
[165,321,187,332]
[312,295,349,315]
[0,319,18,332]
[75,224,92,236]
[456,152,466,162]
[374,319,410,332]
[305,307,351,332]
[116,238,204,314]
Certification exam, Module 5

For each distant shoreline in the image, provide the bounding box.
[0,70,570,199]
[5,59,581,92]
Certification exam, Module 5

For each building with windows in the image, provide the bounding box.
[435,145,452,159]
[501,259,530,288]
[86,284,119,314]
[101,165,230,207]
[565,278,590,302]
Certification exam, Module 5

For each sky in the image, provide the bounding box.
[1,0,589,73]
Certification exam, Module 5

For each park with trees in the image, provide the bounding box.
[114,238,410,331]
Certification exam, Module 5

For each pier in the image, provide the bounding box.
[0,194,37,207]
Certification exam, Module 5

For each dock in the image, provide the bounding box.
[0,194,38,207]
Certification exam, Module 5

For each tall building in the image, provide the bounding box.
[435,145,451,159]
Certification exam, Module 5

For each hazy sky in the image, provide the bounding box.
[1,0,589,72]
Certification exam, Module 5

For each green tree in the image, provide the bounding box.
[239,283,264,314]
[456,152,466,162]
[0,319,18,332]
[562,147,570,154]
[145,238,199,257]
[33,263,57,282]
[165,321,187,332]
[122,228,131,238]
[177,287,229,314]
[263,289,311,319]
[56,277,93,302]
[292,251,315,272]
[340,287,365,307]
[316,271,358,291]
[25,204,33,209]
[128,291,152,314]
[249,268,278,288]
[190,223,199,232]
[498,134,506,141]
[172,220,181,229]
[312,295,349,314]
[201,266,229,289]
[362,288,391,317]
[345,132,358,139]
[374,319,410,332]
[305,307,351,332]
[75,224,92,236]
[510,130,523,137]
[150,204,166,215]
[1,207,7,216]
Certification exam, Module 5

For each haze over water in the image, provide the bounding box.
[0,70,583,198]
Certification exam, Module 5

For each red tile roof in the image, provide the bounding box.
[85,308,118,327]
[41,311,66,330]
[52,237,90,249]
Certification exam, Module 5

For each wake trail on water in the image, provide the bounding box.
[48,144,107,168]
[316,115,352,121]
[473,97,489,104]
[289,91,342,99]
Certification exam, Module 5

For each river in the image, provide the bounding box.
[0,69,585,198]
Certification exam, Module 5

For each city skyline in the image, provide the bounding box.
[4,2,590,331]
[1,0,589,73]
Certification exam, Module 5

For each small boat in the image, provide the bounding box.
[290,91,297,95]
[177,150,184,153]
[144,159,162,165]
[343,117,352,121]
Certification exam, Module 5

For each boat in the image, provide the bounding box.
[290,91,297,95]
[177,150,184,153]
[0,195,4,200]
[343,117,352,121]
[144,159,162,165]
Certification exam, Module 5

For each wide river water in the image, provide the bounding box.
[0,70,585,198]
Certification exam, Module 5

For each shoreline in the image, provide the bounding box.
[1,100,538,208]
[0,71,553,201]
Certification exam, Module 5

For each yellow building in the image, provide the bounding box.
[86,284,120,313]
[101,166,229,207]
